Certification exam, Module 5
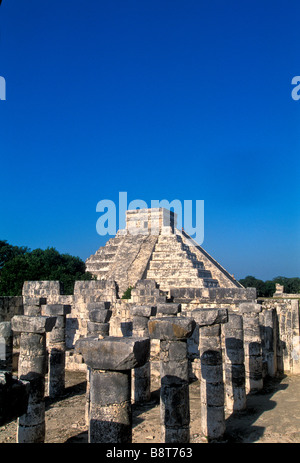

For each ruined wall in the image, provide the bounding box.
[170,287,257,311]
[260,297,300,374]
[0,297,23,322]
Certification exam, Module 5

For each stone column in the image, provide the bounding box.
[76,336,150,443]
[239,303,263,393]
[0,322,13,375]
[23,297,46,316]
[85,302,112,424]
[131,305,155,403]
[193,308,228,442]
[156,303,181,317]
[148,316,196,443]
[291,300,300,374]
[223,312,246,412]
[12,315,56,443]
[0,322,29,427]
[44,304,71,398]
[260,308,278,378]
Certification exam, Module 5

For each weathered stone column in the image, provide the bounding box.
[0,322,30,427]
[223,312,246,412]
[148,316,196,443]
[0,322,13,374]
[85,302,112,424]
[291,300,300,374]
[156,303,181,317]
[260,308,278,378]
[76,336,150,443]
[12,315,56,443]
[23,297,46,316]
[193,308,228,442]
[44,304,71,398]
[239,303,263,393]
[131,305,155,403]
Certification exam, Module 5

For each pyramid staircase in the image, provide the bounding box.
[145,232,219,292]
[85,231,159,296]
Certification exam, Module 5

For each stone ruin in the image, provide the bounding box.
[0,207,299,443]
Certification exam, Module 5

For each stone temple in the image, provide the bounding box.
[1,207,299,443]
[86,207,243,298]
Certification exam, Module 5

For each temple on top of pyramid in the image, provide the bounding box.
[86,207,243,297]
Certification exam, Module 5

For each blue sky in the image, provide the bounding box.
[0,1,299,281]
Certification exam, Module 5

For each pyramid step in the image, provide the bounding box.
[157,235,181,243]
[147,269,200,279]
[108,237,125,245]
[197,270,213,278]
[155,278,206,287]
[149,261,196,270]
[203,278,219,287]
[154,244,184,252]
[151,251,197,260]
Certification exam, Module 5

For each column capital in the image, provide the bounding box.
[148,317,195,341]
[75,336,150,371]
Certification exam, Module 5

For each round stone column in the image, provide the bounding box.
[0,322,13,374]
[85,302,112,424]
[148,316,196,443]
[44,304,71,398]
[239,303,263,393]
[76,336,150,443]
[223,312,246,412]
[131,305,156,403]
[11,315,56,443]
[193,308,228,442]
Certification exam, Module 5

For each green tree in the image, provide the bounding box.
[0,240,29,271]
[0,243,94,296]
[239,275,300,297]
[272,276,300,294]
[239,275,266,297]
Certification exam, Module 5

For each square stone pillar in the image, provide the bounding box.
[192,308,228,442]
[148,316,196,443]
[85,301,112,424]
[223,313,246,412]
[44,304,72,398]
[75,336,150,443]
[239,303,263,393]
[12,315,56,443]
[131,305,156,404]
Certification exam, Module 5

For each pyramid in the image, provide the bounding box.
[86,208,243,297]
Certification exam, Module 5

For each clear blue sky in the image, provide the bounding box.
[0,1,299,281]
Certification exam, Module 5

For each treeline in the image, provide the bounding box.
[239,275,300,298]
[0,240,94,296]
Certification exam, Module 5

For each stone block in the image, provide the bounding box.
[91,370,131,405]
[43,304,72,316]
[131,305,156,317]
[86,302,111,311]
[87,322,110,337]
[148,317,196,341]
[89,309,111,323]
[156,303,181,316]
[11,316,57,334]
[75,336,150,371]
[192,308,228,326]
[239,302,262,314]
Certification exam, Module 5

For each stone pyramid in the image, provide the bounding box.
[86,208,243,297]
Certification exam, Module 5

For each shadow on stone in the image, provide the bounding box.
[64,430,88,443]
[132,387,160,428]
[45,380,87,410]
[224,376,288,442]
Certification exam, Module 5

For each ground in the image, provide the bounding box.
[0,370,299,444]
